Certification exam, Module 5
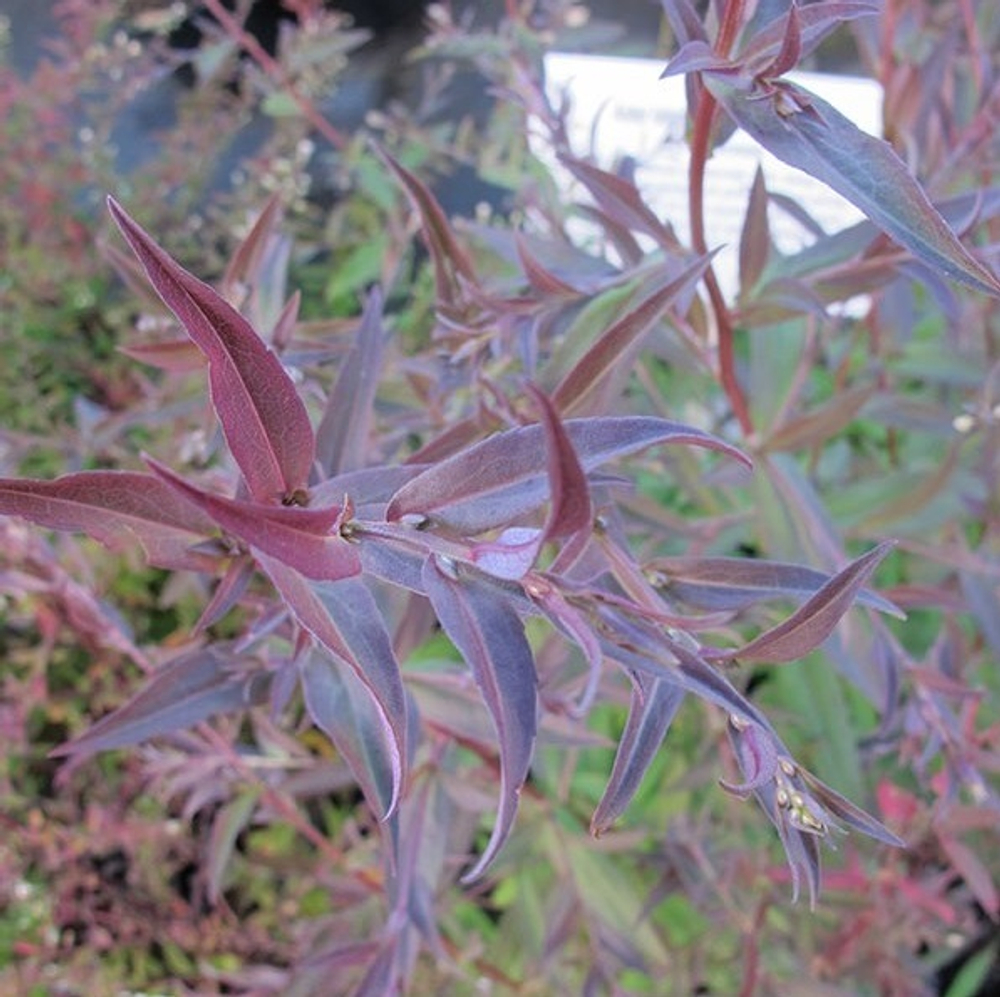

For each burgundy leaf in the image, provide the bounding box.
[316,286,386,476]
[107,197,316,501]
[591,674,685,835]
[387,416,750,534]
[221,193,283,295]
[300,647,400,822]
[0,471,216,570]
[558,156,679,249]
[145,458,360,582]
[730,541,897,663]
[553,252,717,413]
[117,338,206,372]
[755,1,802,80]
[376,147,477,306]
[260,557,406,818]
[515,234,580,297]
[471,385,591,580]
[650,552,904,616]
[52,646,264,757]
[699,75,1000,297]
[741,2,879,74]
[422,557,538,881]
[739,165,771,293]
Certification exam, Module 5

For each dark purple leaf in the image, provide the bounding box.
[52,646,264,757]
[650,552,903,616]
[108,197,316,501]
[422,557,538,881]
[316,286,386,476]
[659,0,708,46]
[145,458,360,582]
[699,75,1000,297]
[515,234,580,296]
[720,718,780,798]
[117,338,205,372]
[730,541,898,663]
[300,648,399,822]
[591,674,685,835]
[387,416,750,534]
[0,471,216,570]
[260,557,406,818]
[221,194,283,294]
[553,252,717,413]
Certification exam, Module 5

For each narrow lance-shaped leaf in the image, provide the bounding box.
[0,471,217,570]
[52,646,265,758]
[553,251,718,413]
[316,286,386,477]
[300,647,400,823]
[145,457,360,582]
[650,551,904,616]
[387,415,750,534]
[699,74,1000,297]
[591,674,685,836]
[422,557,538,882]
[108,197,316,501]
[728,541,897,663]
[259,555,406,819]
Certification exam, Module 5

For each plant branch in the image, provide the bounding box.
[201,0,348,151]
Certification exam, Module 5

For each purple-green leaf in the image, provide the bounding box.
[316,286,386,477]
[300,648,400,822]
[422,557,538,882]
[553,252,717,414]
[729,541,898,664]
[52,646,264,757]
[651,552,903,616]
[387,416,750,534]
[260,557,406,819]
[108,197,316,501]
[591,674,685,835]
[0,471,217,570]
[145,458,360,582]
[699,75,1000,297]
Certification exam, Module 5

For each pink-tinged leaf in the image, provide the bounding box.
[316,286,385,477]
[52,646,265,757]
[117,338,206,372]
[422,557,538,881]
[720,720,780,798]
[700,75,1000,297]
[730,542,898,663]
[529,383,592,539]
[376,147,477,306]
[145,458,360,582]
[222,194,283,295]
[553,252,718,413]
[739,166,771,293]
[300,648,400,822]
[660,40,734,78]
[515,234,580,297]
[756,1,802,79]
[195,556,255,631]
[559,156,679,249]
[206,789,260,904]
[387,416,750,534]
[472,385,592,580]
[270,289,301,353]
[659,0,708,46]
[591,674,685,835]
[107,197,316,501]
[937,833,999,918]
[0,471,217,570]
[764,383,878,453]
[741,3,879,74]
[260,557,407,818]
[650,552,903,617]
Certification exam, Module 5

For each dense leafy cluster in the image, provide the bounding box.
[3,1,1000,994]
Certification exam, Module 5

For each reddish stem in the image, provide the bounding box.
[687,0,754,437]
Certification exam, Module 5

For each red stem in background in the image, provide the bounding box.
[688,0,754,437]
[201,0,347,151]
